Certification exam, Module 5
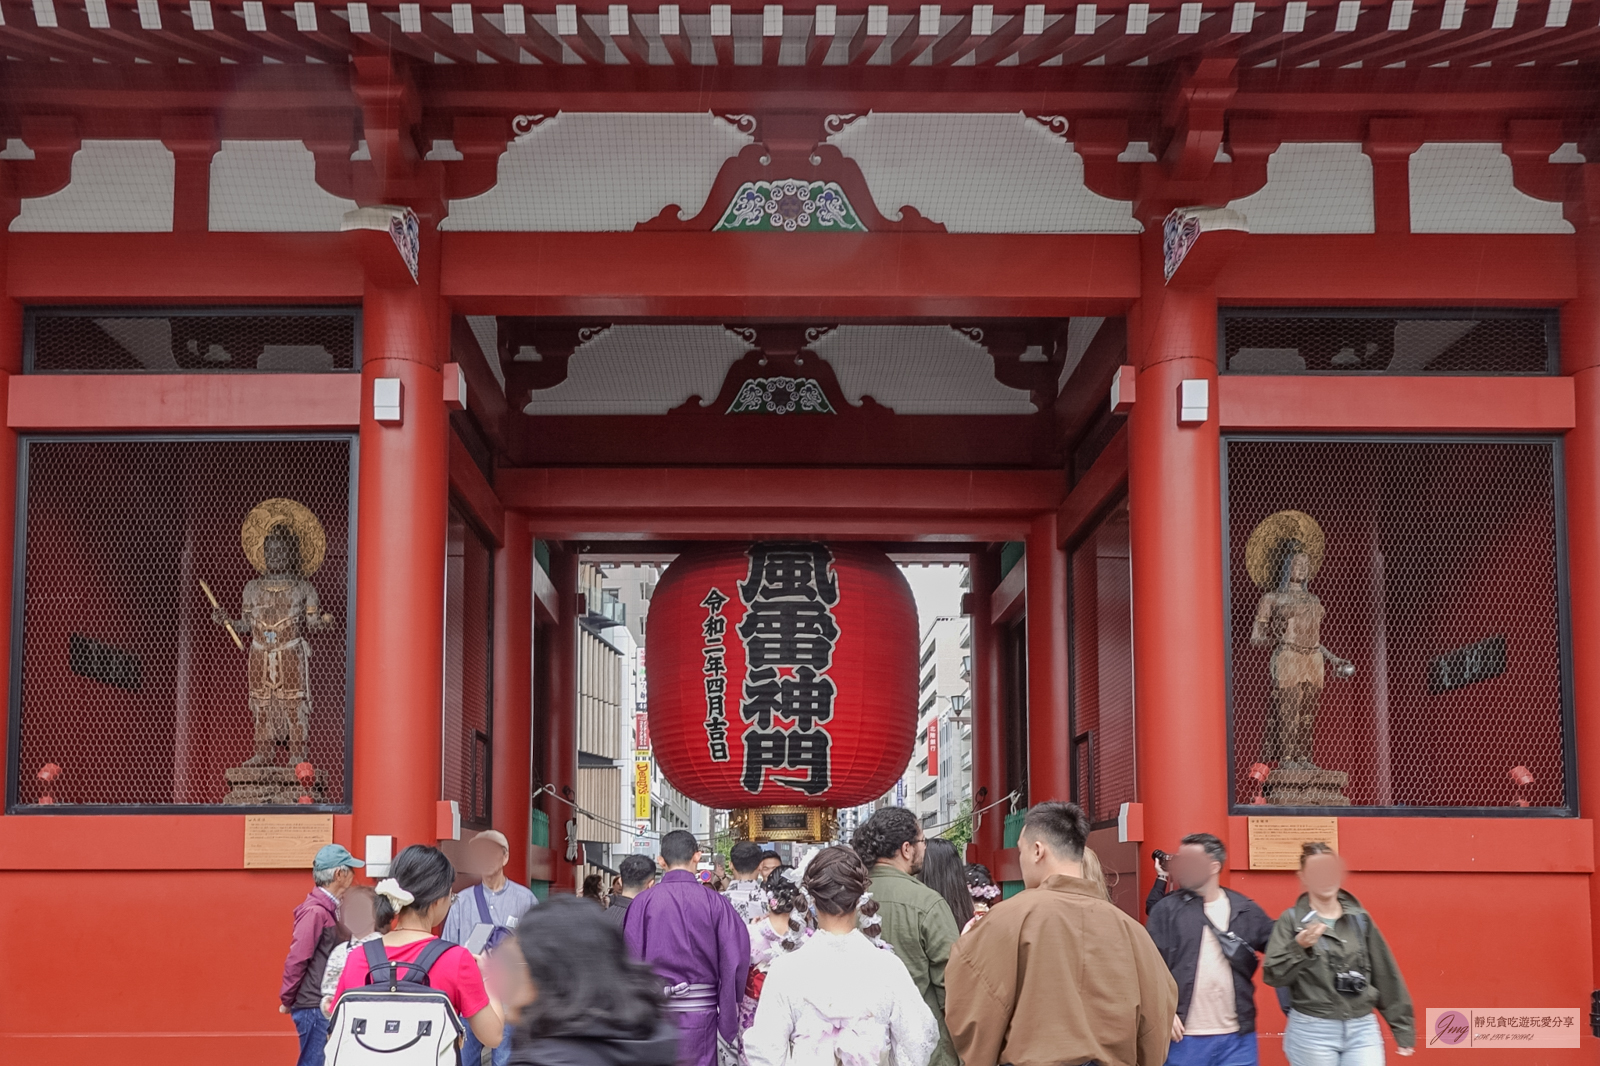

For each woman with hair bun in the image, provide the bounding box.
[962,864,1000,934]
[738,865,812,1037]
[332,844,505,1051]
[743,847,938,1066]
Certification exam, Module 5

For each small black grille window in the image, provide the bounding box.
[1220,310,1555,375]
[27,307,360,374]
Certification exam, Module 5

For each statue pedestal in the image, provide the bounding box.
[1264,766,1350,806]
[223,766,327,805]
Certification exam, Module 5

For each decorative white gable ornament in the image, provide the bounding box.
[1162,206,1249,283]
[715,180,866,233]
[727,377,836,414]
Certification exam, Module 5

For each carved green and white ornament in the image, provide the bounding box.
[714,180,867,233]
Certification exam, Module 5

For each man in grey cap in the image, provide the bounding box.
[443,828,537,1066]
[279,843,363,1066]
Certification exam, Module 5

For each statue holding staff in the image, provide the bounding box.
[211,498,334,769]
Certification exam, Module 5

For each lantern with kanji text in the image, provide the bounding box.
[646,542,919,841]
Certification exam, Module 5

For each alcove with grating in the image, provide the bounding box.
[1224,437,1571,813]
[8,435,355,810]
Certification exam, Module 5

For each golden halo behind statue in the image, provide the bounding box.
[241,498,327,577]
[1245,510,1325,590]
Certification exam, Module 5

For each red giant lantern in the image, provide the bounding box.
[647,542,918,839]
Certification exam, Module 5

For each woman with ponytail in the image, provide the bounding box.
[743,847,938,1066]
[332,844,506,1051]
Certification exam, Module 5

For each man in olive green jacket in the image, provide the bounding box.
[853,807,961,1066]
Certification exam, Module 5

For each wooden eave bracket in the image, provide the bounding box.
[1160,58,1237,182]
[957,321,1072,412]
[500,323,611,406]
[351,54,425,203]
[1,116,80,206]
[443,115,511,202]
[1364,117,1427,163]
[316,58,507,218]
[1505,119,1587,223]
[1074,63,1276,214]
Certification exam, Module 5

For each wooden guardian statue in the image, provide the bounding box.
[214,498,335,804]
[1246,510,1354,806]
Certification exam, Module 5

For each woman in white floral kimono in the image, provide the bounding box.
[742,847,938,1066]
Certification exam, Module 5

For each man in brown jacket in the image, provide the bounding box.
[946,801,1178,1066]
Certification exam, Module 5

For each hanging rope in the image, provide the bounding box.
[918,789,1021,837]
[536,782,643,838]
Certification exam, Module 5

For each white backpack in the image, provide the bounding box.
[326,939,466,1066]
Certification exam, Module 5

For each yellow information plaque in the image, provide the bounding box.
[1247,816,1340,870]
[243,814,334,869]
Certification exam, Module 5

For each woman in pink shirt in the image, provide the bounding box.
[333,844,505,1050]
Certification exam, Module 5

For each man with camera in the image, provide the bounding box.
[1146,833,1275,1066]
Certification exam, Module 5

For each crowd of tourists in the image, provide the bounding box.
[279,801,1412,1066]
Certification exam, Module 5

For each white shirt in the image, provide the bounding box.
[726,879,769,923]
[1185,893,1240,1035]
[744,928,938,1066]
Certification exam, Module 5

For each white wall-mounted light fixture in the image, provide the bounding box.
[374,377,403,423]
[364,834,395,878]
[1178,378,1209,424]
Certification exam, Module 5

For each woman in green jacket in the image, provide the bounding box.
[1264,842,1415,1065]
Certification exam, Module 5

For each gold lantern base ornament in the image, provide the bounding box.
[730,805,839,843]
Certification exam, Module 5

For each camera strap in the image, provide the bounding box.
[1305,906,1371,977]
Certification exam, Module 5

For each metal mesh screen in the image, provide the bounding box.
[1220,310,1555,375]
[1069,499,1135,825]
[1225,437,1569,812]
[443,508,494,828]
[11,435,354,809]
[27,308,360,373]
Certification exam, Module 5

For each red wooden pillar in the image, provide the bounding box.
[539,544,579,893]
[352,243,450,857]
[1560,181,1600,983]
[1127,235,1231,876]
[968,549,1007,865]
[0,249,21,786]
[492,512,534,883]
[1025,511,1071,804]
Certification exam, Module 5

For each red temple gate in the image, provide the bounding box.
[0,2,1594,1062]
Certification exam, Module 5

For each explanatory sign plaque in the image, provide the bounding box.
[243,814,334,869]
[1248,816,1339,870]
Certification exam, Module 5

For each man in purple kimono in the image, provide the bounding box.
[625,829,751,1066]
